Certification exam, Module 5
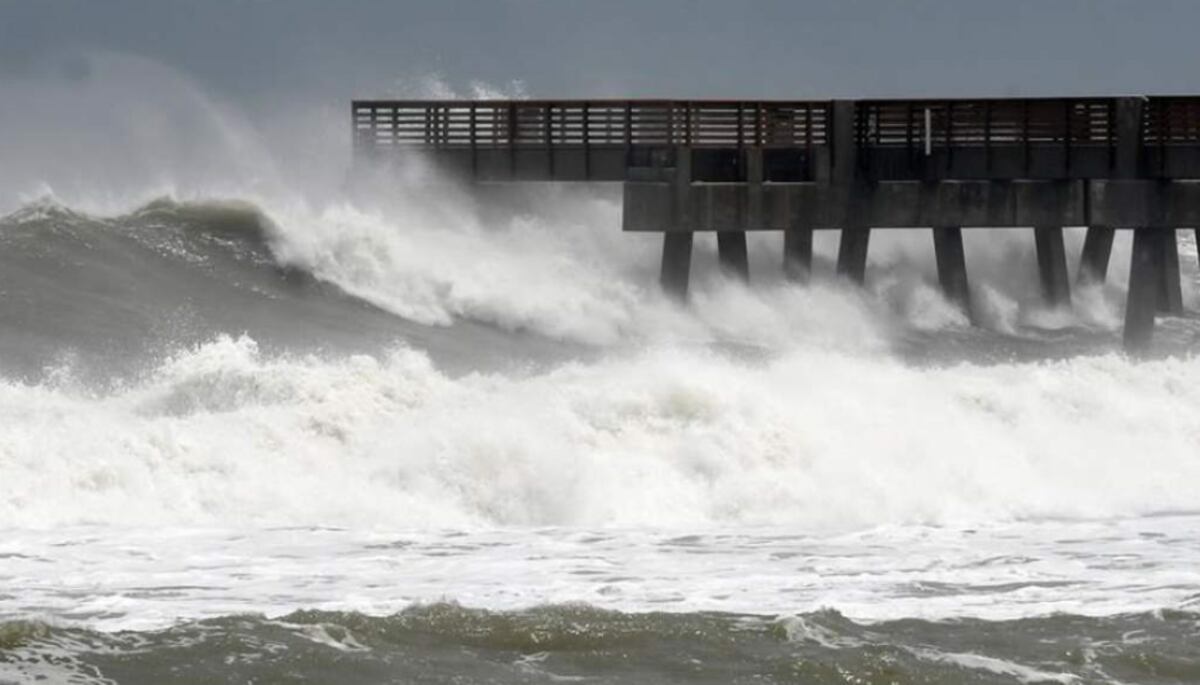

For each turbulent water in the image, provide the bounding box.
[1,181,1200,683]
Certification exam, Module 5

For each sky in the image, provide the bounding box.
[5,0,1200,109]
[4,0,1200,211]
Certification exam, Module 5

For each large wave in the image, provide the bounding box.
[0,195,594,380]
[3,190,1181,369]
[0,181,1198,532]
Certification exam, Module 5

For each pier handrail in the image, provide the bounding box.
[1144,96,1200,144]
[855,98,1116,149]
[355,96,1200,154]
[352,99,830,150]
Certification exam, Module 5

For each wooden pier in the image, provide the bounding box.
[352,96,1200,351]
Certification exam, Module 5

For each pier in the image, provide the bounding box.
[352,96,1200,351]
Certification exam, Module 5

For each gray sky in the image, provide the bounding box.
[5,0,1200,210]
[5,0,1200,107]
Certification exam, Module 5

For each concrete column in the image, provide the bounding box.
[830,101,867,285]
[660,232,694,300]
[673,145,692,231]
[660,146,695,300]
[1124,227,1165,353]
[1078,226,1115,285]
[1034,226,1071,307]
[830,100,858,184]
[932,226,972,320]
[1110,98,1151,347]
[1158,229,1184,314]
[1113,98,1144,179]
[717,231,750,283]
[783,227,813,283]
[837,228,871,284]
[745,147,764,229]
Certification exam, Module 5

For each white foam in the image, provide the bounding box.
[260,190,657,345]
[777,615,863,649]
[2,334,1199,530]
[913,648,1080,684]
[3,517,1199,632]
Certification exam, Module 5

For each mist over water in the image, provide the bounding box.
[3,51,1200,684]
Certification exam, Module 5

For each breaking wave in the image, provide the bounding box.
[2,329,1199,529]
[0,188,1197,530]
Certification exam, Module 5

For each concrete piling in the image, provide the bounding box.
[1034,226,1071,307]
[1158,230,1184,314]
[659,144,694,299]
[831,101,869,285]
[932,226,972,319]
[746,147,764,231]
[660,232,694,300]
[836,228,871,284]
[783,227,813,283]
[1078,226,1115,285]
[717,231,750,282]
[1124,227,1165,352]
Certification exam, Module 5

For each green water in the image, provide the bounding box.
[3,605,1199,684]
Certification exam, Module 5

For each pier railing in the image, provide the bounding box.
[855,99,1116,148]
[352,100,830,150]
[352,97,1173,150]
[1144,97,1200,144]
[354,96,1200,180]
[855,98,1122,178]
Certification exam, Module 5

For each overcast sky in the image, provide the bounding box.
[5,0,1200,107]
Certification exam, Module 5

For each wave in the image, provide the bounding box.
[3,190,1188,382]
[2,605,1196,685]
[0,196,580,381]
[2,333,1199,529]
[0,191,1198,531]
[0,192,873,378]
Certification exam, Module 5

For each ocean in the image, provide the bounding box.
[0,182,1197,684]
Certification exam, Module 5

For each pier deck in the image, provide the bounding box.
[352,96,1200,351]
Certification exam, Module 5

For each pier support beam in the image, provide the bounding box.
[1158,230,1184,314]
[1125,228,1166,353]
[660,142,694,300]
[932,226,972,319]
[1078,226,1115,285]
[783,227,813,283]
[1034,226,1071,307]
[829,101,868,286]
[660,232,693,300]
[836,228,871,284]
[717,231,750,283]
[746,147,764,230]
